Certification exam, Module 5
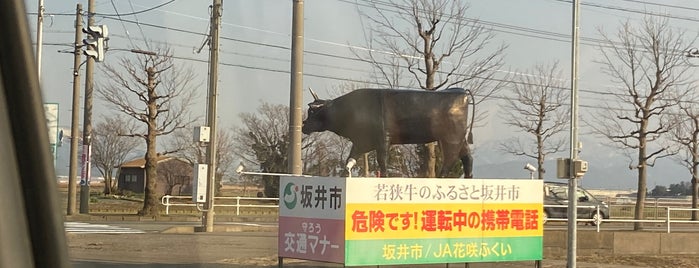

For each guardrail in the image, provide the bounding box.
[161,197,699,232]
[544,204,699,233]
[160,195,279,215]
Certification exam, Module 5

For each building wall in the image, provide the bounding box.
[118,159,193,196]
[118,168,145,194]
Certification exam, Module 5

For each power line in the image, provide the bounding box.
[549,0,699,23]
[127,0,153,50]
[44,8,695,83]
[42,30,693,116]
[340,0,575,43]
[32,5,698,110]
[95,0,176,16]
[617,0,699,12]
[339,0,677,55]
[89,13,695,105]
[88,0,623,58]
[162,44,692,113]
[98,16,382,74]
[364,0,694,53]
[46,3,688,119]
[109,0,138,48]
[39,29,370,75]
[30,0,686,57]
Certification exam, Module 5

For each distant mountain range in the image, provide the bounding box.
[472,138,691,190]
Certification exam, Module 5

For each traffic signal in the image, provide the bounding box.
[82,25,108,62]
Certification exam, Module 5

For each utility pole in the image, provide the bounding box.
[282,0,305,254]
[567,0,581,267]
[288,0,304,175]
[36,0,44,79]
[203,0,222,233]
[686,48,699,221]
[68,3,82,216]
[80,0,95,214]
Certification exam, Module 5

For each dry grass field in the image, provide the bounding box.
[57,182,277,216]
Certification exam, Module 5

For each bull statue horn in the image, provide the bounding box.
[309,87,319,101]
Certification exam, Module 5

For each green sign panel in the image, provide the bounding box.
[345,237,542,265]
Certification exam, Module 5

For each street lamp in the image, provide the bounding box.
[686,48,699,67]
[524,163,537,180]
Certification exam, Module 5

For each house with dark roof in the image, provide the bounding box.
[118,155,193,196]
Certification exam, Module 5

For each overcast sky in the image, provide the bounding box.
[25,0,699,189]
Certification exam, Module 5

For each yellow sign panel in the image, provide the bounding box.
[346,203,542,240]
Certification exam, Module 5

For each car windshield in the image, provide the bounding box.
[8,0,699,267]
[549,185,597,201]
[549,186,568,199]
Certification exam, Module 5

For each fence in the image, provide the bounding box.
[544,203,699,233]
[606,197,696,219]
[160,195,278,215]
[161,195,699,233]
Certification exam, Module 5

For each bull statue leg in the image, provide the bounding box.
[438,141,462,178]
[345,158,357,177]
[375,133,392,177]
[376,149,388,177]
[347,143,371,177]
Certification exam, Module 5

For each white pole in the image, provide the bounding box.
[36,0,44,80]
[567,0,581,267]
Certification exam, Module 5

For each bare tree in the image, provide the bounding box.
[303,129,421,177]
[167,128,236,195]
[92,116,140,195]
[235,162,263,197]
[232,102,291,198]
[355,0,507,177]
[302,133,350,176]
[234,102,355,195]
[97,47,198,216]
[500,62,569,179]
[669,96,699,220]
[158,159,192,196]
[589,16,693,230]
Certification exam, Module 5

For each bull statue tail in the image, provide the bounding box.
[466,89,475,144]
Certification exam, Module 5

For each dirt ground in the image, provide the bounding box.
[568,255,699,268]
[217,256,699,268]
[211,253,699,268]
[61,184,699,267]
[67,232,699,268]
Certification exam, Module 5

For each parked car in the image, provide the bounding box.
[543,182,610,226]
